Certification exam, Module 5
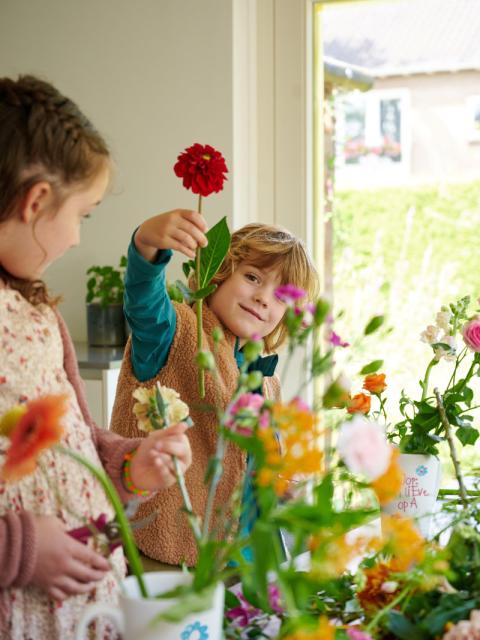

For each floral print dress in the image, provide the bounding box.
[0,289,125,639]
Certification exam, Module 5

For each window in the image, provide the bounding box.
[335,89,411,187]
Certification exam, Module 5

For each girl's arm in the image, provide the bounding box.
[0,511,37,588]
[124,233,176,382]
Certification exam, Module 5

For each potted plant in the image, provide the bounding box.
[86,255,127,347]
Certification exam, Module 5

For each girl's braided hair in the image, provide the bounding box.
[0,75,110,305]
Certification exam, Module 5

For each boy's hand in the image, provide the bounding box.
[135,210,208,261]
[32,515,110,600]
[129,423,192,491]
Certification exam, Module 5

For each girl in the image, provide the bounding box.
[110,211,319,566]
[0,75,192,639]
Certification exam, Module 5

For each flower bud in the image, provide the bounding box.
[196,350,215,371]
[212,326,224,343]
[242,335,264,363]
[247,371,263,391]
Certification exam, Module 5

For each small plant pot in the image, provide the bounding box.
[87,303,126,347]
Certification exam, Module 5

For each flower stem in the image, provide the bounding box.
[421,358,436,400]
[57,446,148,598]
[434,388,469,508]
[174,455,203,542]
[196,194,205,399]
[365,585,411,633]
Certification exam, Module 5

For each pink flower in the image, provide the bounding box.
[337,416,392,481]
[275,284,306,305]
[462,317,480,352]
[347,629,374,640]
[226,594,261,627]
[329,330,350,348]
[267,584,284,615]
[226,392,265,435]
[290,396,311,412]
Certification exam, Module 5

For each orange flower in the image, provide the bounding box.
[381,513,425,571]
[371,448,403,505]
[309,532,382,579]
[363,373,387,394]
[256,400,323,496]
[347,393,371,415]
[357,562,399,612]
[284,616,335,640]
[1,395,67,482]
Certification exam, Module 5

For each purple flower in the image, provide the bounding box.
[329,330,350,348]
[275,284,306,305]
[267,584,284,615]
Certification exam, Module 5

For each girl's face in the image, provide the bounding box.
[209,262,287,346]
[1,167,109,280]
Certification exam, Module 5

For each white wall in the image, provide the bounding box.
[0,0,234,340]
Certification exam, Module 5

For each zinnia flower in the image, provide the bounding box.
[174,143,228,197]
[462,317,480,352]
[357,562,399,613]
[1,395,66,482]
[363,373,387,394]
[337,416,392,481]
[133,385,189,432]
[370,448,403,505]
[347,393,371,415]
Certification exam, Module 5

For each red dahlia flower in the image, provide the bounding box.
[174,143,228,197]
[1,395,67,482]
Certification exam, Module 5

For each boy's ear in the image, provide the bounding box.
[20,181,54,223]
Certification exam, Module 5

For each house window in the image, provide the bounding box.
[466,95,480,142]
[335,89,411,187]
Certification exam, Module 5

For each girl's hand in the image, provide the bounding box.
[32,515,110,601]
[129,423,192,491]
[135,209,208,261]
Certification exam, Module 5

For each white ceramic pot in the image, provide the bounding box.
[75,571,225,640]
[383,453,441,537]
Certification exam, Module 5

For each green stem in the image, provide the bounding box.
[421,358,436,401]
[365,585,411,633]
[196,194,205,398]
[173,456,203,542]
[57,446,148,598]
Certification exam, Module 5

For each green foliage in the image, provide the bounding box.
[85,255,127,307]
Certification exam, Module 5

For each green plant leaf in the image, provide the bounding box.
[174,280,194,303]
[151,583,216,623]
[191,283,217,300]
[182,259,195,280]
[456,425,479,446]
[359,359,384,375]
[364,314,384,335]
[199,217,230,288]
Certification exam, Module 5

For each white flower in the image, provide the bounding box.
[132,384,190,433]
[433,333,456,362]
[337,415,392,481]
[435,309,451,332]
[420,325,439,344]
[381,581,398,593]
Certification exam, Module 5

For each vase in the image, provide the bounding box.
[87,303,126,347]
[74,572,225,640]
[383,453,442,537]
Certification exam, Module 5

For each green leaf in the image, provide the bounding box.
[388,611,427,640]
[191,283,217,300]
[456,425,479,446]
[359,359,384,375]
[364,314,384,335]
[174,280,194,303]
[150,583,215,624]
[182,259,195,279]
[198,217,231,288]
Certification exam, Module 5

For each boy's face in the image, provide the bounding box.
[209,262,286,346]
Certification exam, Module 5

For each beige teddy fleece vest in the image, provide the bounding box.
[110,301,280,566]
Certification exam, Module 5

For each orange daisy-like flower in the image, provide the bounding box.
[370,448,403,505]
[363,373,387,395]
[256,399,323,496]
[284,616,335,640]
[1,395,67,482]
[381,513,425,571]
[347,393,371,415]
[309,532,382,579]
[357,562,400,613]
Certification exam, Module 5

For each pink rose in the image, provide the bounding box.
[462,317,480,352]
[337,416,392,481]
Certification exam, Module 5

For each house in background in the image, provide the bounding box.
[323,0,480,189]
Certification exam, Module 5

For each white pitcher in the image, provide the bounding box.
[75,571,225,640]
[383,453,442,537]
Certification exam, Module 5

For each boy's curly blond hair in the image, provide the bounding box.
[208,223,319,353]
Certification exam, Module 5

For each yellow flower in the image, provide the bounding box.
[381,513,425,571]
[132,384,189,432]
[309,532,382,579]
[371,448,403,505]
[0,405,27,437]
[284,616,335,640]
[256,399,323,496]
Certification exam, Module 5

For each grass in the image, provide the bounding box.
[332,180,480,478]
